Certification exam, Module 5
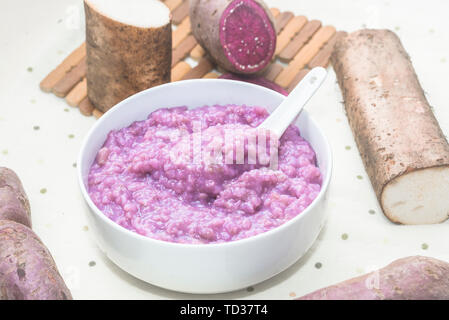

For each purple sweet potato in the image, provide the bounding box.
[0,167,31,228]
[190,0,276,74]
[220,73,288,95]
[0,220,72,300]
[298,256,449,300]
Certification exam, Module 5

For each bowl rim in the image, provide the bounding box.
[77,79,333,250]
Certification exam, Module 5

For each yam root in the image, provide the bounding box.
[189,0,276,74]
[298,256,449,300]
[0,220,72,300]
[84,0,172,112]
[332,29,449,225]
[0,168,31,228]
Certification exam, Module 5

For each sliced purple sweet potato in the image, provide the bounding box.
[220,73,288,96]
[190,0,276,74]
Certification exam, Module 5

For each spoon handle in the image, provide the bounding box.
[259,67,327,138]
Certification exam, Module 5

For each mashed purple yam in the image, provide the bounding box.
[88,105,322,244]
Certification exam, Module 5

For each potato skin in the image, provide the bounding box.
[0,221,72,300]
[0,168,31,228]
[331,29,449,223]
[298,256,449,300]
[84,0,172,112]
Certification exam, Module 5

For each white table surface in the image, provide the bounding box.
[1,0,449,300]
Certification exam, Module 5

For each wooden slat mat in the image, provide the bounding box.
[40,0,345,118]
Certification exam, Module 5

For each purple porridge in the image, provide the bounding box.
[88,104,322,244]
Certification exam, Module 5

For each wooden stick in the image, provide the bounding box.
[172,17,191,48]
[308,31,346,68]
[78,97,94,116]
[171,61,192,81]
[275,16,307,56]
[182,58,214,80]
[203,72,220,79]
[263,63,284,82]
[52,57,86,98]
[93,109,104,119]
[190,44,205,60]
[172,0,189,25]
[163,0,183,11]
[278,20,321,62]
[40,43,86,92]
[270,8,280,18]
[172,35,197,67]
[275,11,294,34]
[65,78,87,107]
[287,69,310,92]
[292,26,336,66]
[276,26,336,88]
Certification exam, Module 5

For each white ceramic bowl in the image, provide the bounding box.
[78,79,332,294]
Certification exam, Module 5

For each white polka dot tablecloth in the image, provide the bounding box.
[1,0,449,299]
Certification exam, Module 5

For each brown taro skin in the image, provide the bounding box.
[0,220,72,300]
[0,167,31,228]
[84,1,172,112]
[331,29,449,223]
[298,256,449,300]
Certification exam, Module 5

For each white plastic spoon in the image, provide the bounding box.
[259,67,327,139]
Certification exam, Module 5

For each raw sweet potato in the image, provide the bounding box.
[332,29,449,225]
[298,256,449,300]
[84,0,172,112]
[189,0,276,74]
[0,167,31,228]
[0,220,72,300]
